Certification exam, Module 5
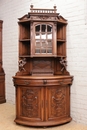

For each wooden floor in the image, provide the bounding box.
[0,103,87,130]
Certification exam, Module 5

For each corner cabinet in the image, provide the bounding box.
[0,20,6,104]
[13,5,73,127]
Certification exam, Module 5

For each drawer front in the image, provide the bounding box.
[13,77,72,87]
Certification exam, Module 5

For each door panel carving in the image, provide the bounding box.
[20,87,44,121]
[46,86,67,120]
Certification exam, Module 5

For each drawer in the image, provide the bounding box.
[13,77,72,87]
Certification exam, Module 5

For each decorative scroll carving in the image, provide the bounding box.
[60,57,67,71]
[38,16,50,20]
[51,88,66,117]
[30,16,56,21]
[19,58,26,72]
[21,88,39,118]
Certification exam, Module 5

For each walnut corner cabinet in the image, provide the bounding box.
[13,5,73,127]
[0,20,6,104]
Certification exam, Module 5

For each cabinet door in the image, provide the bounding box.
[31,22,57,56]
[45,85,70,121]
[16,86,44,122]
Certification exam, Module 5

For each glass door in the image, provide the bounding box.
[35,24,53,55]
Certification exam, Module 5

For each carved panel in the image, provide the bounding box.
[30,16,57,21]
[32,59,53,75]
[21,88,41,118]
[49,87,66,117]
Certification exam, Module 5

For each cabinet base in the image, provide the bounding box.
[0,99,6,104]
[14,117,72,127]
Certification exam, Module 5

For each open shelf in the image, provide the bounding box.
[57,39,66,42]
[19,54,66,58]
[19,39,30,42]
[19,53,30,57]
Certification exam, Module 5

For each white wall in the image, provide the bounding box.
[0,0,87,125]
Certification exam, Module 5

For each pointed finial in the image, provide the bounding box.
[54,5,57,13]
[30,4,33,9]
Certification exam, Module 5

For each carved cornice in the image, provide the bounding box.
[18,5,67,24]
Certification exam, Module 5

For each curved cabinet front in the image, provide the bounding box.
[13,76,73,127]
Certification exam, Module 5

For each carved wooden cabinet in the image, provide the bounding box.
[0,20,6,104]
[13,5,73,127]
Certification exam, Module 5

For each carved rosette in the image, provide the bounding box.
[51,87,66,117]
[21,89,39,118]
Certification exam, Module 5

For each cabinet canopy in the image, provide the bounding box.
[18,5,67,24]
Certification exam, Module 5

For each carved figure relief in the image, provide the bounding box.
[60,57,67,71]
[19,58,26,72]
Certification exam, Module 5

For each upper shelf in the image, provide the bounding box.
[57,39,66,42]
[19,39,66,42]
[19,55,66,58]
[19,39,30,42]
